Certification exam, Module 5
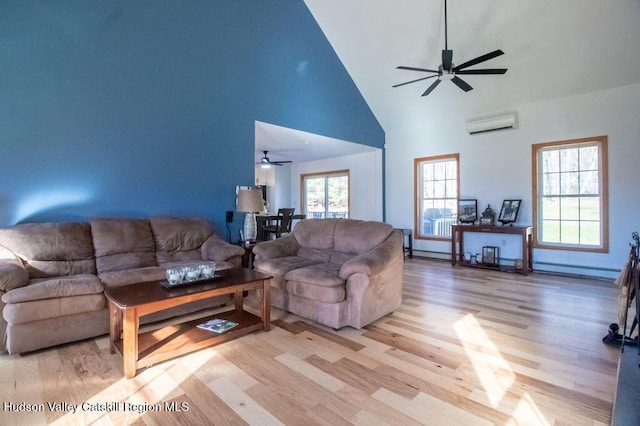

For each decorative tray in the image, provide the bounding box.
[159,274,223,289]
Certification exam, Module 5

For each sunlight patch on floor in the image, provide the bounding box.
[372,387,493,425]
[510,392,551,426]
[453,314,515,406]
[454,314,550,426]
[50,348,218,425]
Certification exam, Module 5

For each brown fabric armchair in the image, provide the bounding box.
[253,218,404,329]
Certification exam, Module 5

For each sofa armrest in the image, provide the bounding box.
[201,237,246,262]
[0,259,29,292]
[2,274,104,304]
[339,230,403,279]
[253,235,300,260]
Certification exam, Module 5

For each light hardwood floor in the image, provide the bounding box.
[0,258,623,425]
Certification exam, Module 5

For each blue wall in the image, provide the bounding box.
[0,0,383,233]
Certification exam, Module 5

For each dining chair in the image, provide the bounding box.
[262,208,295,239]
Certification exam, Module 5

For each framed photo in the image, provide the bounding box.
[457,199,477,223]
[498,199,521,225]
[482,246,499,266]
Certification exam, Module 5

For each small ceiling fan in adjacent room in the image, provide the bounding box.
[258,151,292,168]
[393,0,508,97]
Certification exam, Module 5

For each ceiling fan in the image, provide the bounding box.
[259,150,292,168]
[393,0,507,96]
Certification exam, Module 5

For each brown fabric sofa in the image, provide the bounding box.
[0,216,245,354]
[252,218,404,329]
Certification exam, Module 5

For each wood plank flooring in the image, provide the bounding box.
[0,258,624,425]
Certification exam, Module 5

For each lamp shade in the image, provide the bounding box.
[236,188,263,242]
[236,188,263,213]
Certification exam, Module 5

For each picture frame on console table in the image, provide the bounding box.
[458,199,477,224]
[498,199,521,226]
[482,246,499,266]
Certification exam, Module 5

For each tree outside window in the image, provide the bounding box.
[302,170,349,219]
[532,136,608,252]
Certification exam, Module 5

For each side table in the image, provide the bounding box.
[234,242,256,268]
[395,228,413,259]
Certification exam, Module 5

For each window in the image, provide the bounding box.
[532,136,608,252]
[414,154,459,239]
[301,170,349,219]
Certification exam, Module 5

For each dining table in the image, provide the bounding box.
[255,213,305,241]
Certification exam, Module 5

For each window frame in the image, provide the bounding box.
[414,153,460,241]
[300,169,350,219]
[531,135,609,252]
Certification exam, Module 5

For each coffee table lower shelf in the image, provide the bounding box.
[112,310,262,372]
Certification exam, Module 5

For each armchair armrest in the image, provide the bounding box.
[253,235,300,260]
[0,259,29,292]
[201,236,245,262]
[339,230,403,279]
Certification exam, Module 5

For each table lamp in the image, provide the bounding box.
[236,187,264,242]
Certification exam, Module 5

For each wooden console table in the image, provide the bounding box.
[451,224,533,275]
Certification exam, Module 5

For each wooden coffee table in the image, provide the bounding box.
[105,267,272,378]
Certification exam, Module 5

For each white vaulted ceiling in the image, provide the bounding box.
[303,0,640,132]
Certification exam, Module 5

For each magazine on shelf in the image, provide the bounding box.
[197,318,238,333]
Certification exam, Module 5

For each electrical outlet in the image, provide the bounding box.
[501,239,507,246]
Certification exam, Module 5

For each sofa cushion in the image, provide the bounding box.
[328,251,357,265]
[0,260,29,292]
[2,275,104,304]
[297,247,332,263]
[291,218,341,250]
[333,220,393,256]
[91,218,157,274]
[283,263,345,304]
[150,216,213,264]
[201,238,245,262]
[254,256,323,277]
[285,281,345,304]
[99,266,166,289]
[0,222,96,278]
[283,263,344,287]
[3,294,106,324]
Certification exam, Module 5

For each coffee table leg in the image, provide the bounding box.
[108,301,121,354]
[234,291,243,313]
[122,308,139,378]
[262,279,271,331]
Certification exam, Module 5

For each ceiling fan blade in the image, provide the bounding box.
[456,68,507,75]
[392,74,438,88]
[451,76,473,92]
[442,49,453,71]
[453,49,504,71]
[396,66,439,73]
[272,161,292,165]
[421,79,441,97]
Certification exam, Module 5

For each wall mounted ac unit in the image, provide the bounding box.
[466,112,518,135]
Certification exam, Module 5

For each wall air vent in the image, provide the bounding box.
[466,112,518,135]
